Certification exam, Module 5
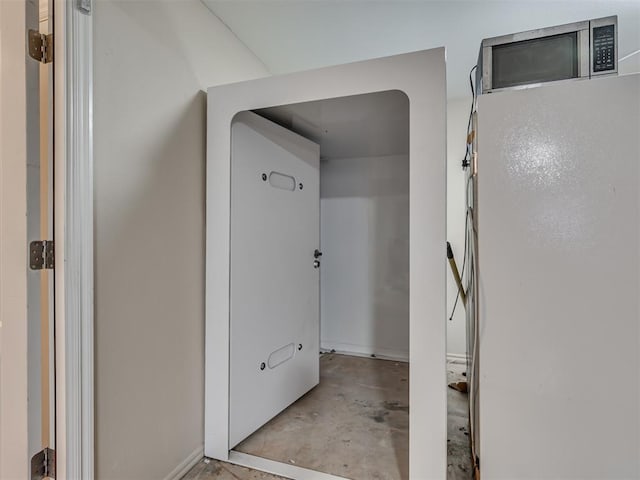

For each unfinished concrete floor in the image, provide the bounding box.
[183,356,472,480]
[236,353,408,479]
[446,361,474,479]
[182,459,286,480]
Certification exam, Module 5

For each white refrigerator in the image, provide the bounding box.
[476,73,640,478]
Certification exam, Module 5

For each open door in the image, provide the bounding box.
[229,111,320,448]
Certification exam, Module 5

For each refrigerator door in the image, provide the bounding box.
[478,74,640,478]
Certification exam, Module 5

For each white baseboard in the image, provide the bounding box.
[321,344,465,365]
[446,353,468,364]
[320,341,409,362]
[163,446,204,480]
[229,450,349,480]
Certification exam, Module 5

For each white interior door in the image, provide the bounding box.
[229,111,320,448]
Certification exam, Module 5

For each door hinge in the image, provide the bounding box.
[28,30,53,64]
[31,447,55,479]
[30,240,55,270]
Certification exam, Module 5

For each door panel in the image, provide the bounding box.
[230,111,320,448]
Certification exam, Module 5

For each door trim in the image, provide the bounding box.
[55,0,94,478]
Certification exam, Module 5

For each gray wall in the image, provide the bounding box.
[93,2,268,478]
[320,154,409,359]
[446,98,472,356]
[316,100,479,359]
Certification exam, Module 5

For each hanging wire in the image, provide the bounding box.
[462,65,478,169]
[464,62,481,477]
[449,64,477,321]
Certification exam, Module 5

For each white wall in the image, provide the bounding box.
[446,98,472,356]
[620,51,640,75]
[320,154,409,360]
[93,2,268,478]
[204,1,640,99]
[0,1,30,477]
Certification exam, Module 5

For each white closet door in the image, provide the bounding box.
[229,111,320,448]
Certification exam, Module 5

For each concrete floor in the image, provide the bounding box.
[183,355,472,480]
[446,361,474,480]
[182,459,286,480]
[236,354,408,479]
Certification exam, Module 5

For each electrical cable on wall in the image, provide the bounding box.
[465,63,481,479]
[446,63,481,478]
[449,63,478,321]
[462,65,477,170]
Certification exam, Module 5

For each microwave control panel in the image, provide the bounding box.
[592,24,615,73]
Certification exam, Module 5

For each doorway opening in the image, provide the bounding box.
[28,0,56,472]
[228,90,410,479]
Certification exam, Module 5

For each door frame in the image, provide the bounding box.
[54,0,95,478]
[205,48,448,479]
[0,0,93,477]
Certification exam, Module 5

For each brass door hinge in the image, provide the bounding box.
[28,30,53,64]
[31,447,55,479]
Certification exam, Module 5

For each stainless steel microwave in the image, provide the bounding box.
[478,16,617,94]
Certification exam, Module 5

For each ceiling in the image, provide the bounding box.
[254,90,409,160]
[203,0,640,99]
